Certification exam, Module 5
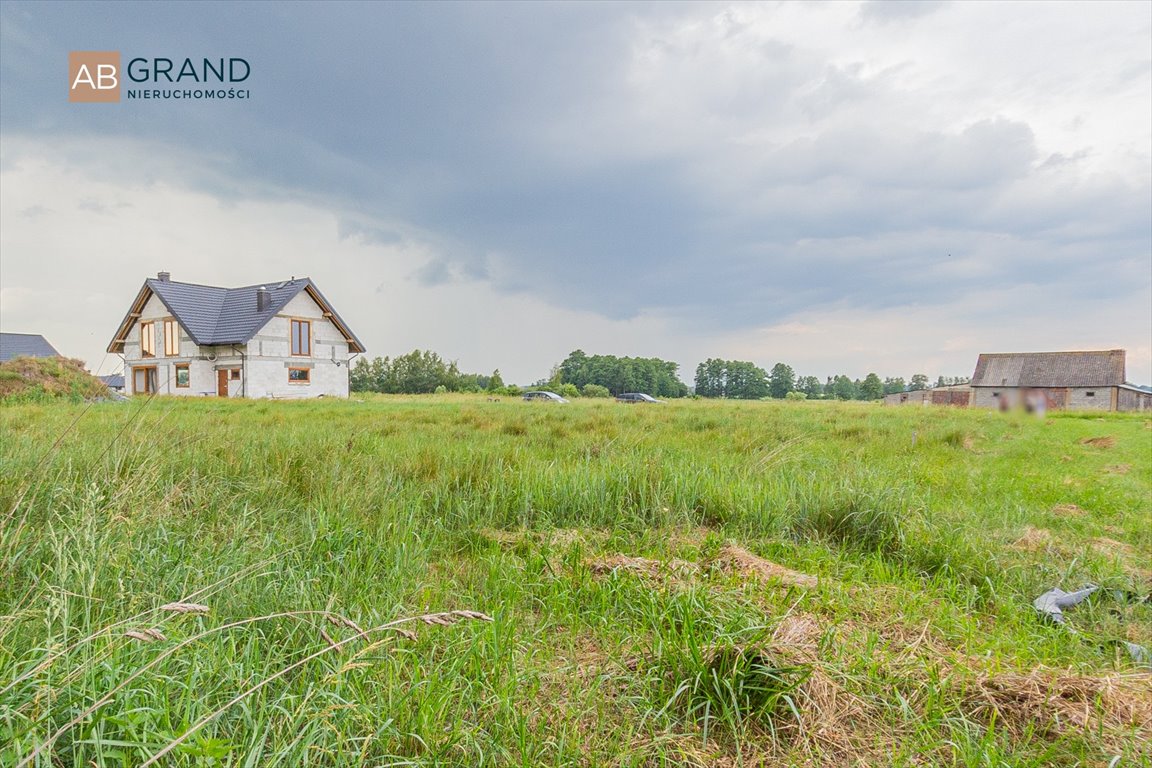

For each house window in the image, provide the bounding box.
[992,392,999,398]
[132,366,156,394]
[288,367,310,384]
[230,369,241,380]
[290,319,311,356]
[163,319,179,356]
[175,364,190,388]
[140,321,155,357]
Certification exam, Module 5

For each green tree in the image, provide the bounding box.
[882,377,906,395]
[797,375,823,399]
[768,363,796,399]
[557,350,688,397]
[909,374,929,391]
[831,375,857,400]
[487,369,504,392]
[860,373,884,401]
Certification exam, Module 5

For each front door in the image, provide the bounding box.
[217,369,229,397]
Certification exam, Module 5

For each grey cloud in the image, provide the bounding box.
[858,1,949,25]
[1,1,1148,349]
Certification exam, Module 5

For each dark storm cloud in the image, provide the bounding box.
[1,0,1148,336]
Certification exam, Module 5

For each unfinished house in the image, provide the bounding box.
[107,272,365,398]
[969,349,1151,412]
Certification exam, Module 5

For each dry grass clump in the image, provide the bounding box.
[589,554,698,581]
[1103,463,1131,475]
[1010,526,1055,552]
[1080,436,1116,448]
[714,544,819,588]
[964,671,1152,746]
[1051,503,1086,517]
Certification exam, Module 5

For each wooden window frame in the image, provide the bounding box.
[132,365,156,394]
[290,318,312,357]
[140,321,155,358]
[163,319,179,356]
[288,367,311,384]
[175,363,190,388]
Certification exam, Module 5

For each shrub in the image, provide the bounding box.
[557,383,580,399]
[581,384,611,398]
[433,385,448,395]
[785,391,807,401]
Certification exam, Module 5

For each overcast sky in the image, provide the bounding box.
[1,0,1149,384]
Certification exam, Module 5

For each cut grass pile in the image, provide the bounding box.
[1,395,1149,766]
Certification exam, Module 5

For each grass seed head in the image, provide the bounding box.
[160,602,210,615]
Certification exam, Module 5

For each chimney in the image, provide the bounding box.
[157,271,171,282]
[256,286,271,312]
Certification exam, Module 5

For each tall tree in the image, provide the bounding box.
[909,374,930,391]
[860,373,884,400]
[768,363,796,399]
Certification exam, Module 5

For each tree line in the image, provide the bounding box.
[350,348,969,400]
[695,360,969,400]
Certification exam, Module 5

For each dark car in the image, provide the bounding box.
[522,391,569,403]
[616,392,663,404]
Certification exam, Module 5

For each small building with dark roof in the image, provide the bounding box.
[969,349,1150,412]
[107,272,364,398]
[0,333,61,363]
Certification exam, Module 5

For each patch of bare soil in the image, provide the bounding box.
[1080,435,1116,448]
[1103,463,1132,475]
[1010,526,1055,552]
[713,543,819,588]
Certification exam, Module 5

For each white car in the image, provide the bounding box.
[522,391,569,403]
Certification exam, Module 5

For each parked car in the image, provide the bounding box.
[522,391,569,403]
[616,392,663,404]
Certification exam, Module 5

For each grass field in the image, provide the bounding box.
[1,395,1149,766]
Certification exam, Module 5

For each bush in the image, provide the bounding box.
[433,385,448,395]
[557,383,580,399]
[500,385,522,396]
[581,383,611,398]
[785,391,807,401]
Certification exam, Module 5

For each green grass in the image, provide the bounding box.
[1,395,1149,766]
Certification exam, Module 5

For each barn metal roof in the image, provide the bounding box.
[107,277,364,353]
[970,350,1125,388]
[0,333,60,362]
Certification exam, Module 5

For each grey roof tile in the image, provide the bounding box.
[0,333,60,362]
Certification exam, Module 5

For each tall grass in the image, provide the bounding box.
[1,396,1149,765]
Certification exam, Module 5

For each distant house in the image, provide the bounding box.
[107,272,365,398]
[0,333,60,363]
[883,384,971,407]
[969,349,1150,412]
[98,374,125,392]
